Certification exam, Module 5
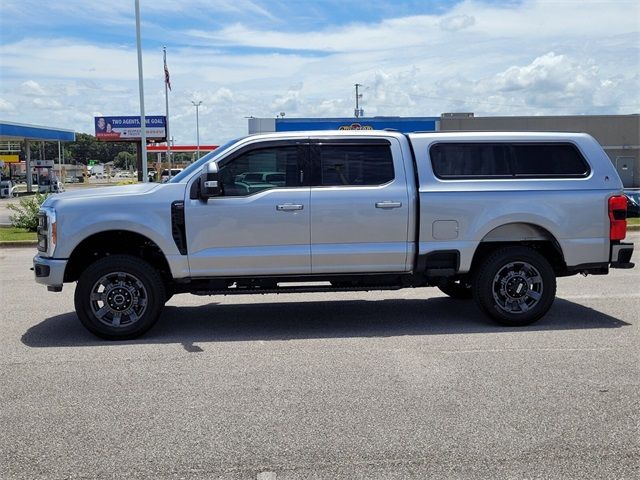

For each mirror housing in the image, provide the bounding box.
[200,162,222,199]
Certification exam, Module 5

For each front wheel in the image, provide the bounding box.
[473,246,556,326]
[74,255,166,340]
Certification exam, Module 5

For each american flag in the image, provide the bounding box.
[164,50,171,91]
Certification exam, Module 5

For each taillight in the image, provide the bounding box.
[608,195,627,240]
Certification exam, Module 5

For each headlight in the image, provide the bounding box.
[37,207,57,256]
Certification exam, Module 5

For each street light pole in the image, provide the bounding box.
[135,0,149,182]
[191,100,202,159]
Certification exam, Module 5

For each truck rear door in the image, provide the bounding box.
[309,138,411,273]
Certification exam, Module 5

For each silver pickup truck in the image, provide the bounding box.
[33,131,635,339]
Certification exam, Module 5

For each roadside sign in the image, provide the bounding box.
[94,116,166,142]
[0,154,19,163]
[33,160,55,167]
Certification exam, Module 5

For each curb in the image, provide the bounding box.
[0,241,37,248]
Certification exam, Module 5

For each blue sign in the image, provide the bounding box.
[94,116,166,141]
[275,117,438,133]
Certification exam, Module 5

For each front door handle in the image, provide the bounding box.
[276,204,304,211]
[375,201,402,209]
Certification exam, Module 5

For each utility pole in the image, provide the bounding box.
[192,100,202,159]
[135,0,149,182]
[163,46,172,180]
[354,83,363,118]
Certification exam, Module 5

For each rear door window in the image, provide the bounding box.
[316,143,394,186]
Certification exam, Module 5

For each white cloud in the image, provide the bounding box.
[439,14,475,32]
[0,98,16,112]
[32,98,62,109]
[19,80,47,96]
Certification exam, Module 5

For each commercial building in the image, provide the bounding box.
[248,116,439,135]
[248,114,639,187]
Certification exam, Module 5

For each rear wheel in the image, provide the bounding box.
[74,255,165,340]
[473,246,556,326]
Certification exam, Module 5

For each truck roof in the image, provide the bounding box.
[247,129,594,142]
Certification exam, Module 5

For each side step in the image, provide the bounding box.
[191,283,406,296]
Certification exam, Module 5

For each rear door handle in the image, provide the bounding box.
[375,201,402,209]
[276,204,304,211]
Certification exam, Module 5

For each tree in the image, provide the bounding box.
[113,151,136,170]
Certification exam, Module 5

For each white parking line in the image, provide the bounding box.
[560,294,640,300]
[257,472,277,480]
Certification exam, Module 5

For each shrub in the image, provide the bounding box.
[7,193,49,232]
[117,179,138,186]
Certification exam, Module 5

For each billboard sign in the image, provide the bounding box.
[94,116,166,141]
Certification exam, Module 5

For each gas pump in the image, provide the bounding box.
[32,160,64,193]
[0,161,18,198]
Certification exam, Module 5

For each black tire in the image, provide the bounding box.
[472,246,556,326]
[74,255,166,340]
[438,279,473,299]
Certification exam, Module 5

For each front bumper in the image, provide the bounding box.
[610,242,634,269]
[33,254,68,291]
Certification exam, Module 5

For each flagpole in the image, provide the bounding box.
[163,46,172,180]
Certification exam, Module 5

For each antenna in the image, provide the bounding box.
[354,83,364,118]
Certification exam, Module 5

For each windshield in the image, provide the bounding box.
[168,137,245,183]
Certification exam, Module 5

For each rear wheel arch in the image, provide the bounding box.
[470,223,566,275]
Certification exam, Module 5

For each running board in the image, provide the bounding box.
[191,284,406,296]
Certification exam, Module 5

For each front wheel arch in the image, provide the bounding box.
[64,230,172,284]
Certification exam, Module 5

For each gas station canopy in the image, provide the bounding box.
[0,120,75,142]
[0,120,76,192]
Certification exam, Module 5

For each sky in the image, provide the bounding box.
[0,0,639,145]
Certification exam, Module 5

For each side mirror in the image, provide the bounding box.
[200,162,222,199]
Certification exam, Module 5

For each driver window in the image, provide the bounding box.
[218,146,301,196]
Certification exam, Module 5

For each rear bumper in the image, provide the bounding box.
[33,255,67,291]
[610,242,634,269]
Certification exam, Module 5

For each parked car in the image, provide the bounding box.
[33,131,634,339]
[160,168,183,183]
[114,172,133,179]
[624,193,640,217]
[624,189,639,205]
[236,171,286,186]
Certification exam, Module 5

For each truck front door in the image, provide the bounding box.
[185,141,311,277]
[309,138,411,274]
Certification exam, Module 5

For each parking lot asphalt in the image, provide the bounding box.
[1,235,639,479]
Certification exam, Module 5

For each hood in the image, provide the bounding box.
[43,183,161,208]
